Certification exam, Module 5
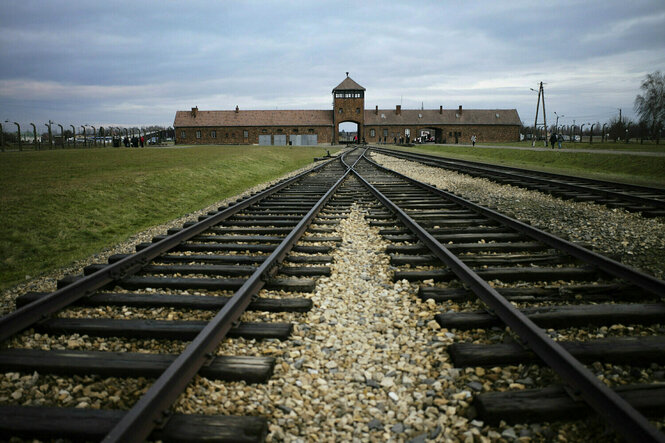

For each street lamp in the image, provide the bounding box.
[5,120,21,151]
[29,123,39,150]
[57,124,64,149]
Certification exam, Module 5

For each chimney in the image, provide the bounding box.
[396,105,401,115]
[191,107,198,118]
[235,105,239,113]
[375,105,378,115]
[439,105,443,114]
[458,105,463,114]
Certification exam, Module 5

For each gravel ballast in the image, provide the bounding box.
[371,152,665,280]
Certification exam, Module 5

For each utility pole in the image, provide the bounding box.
[531,82,547,147]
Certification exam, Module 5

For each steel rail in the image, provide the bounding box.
[350,155,665,443]
[362,154,665,298]
[0,157,337,343]
[103,163,352,442]
[371,146,665,209]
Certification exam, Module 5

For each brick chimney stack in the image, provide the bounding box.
[458,105,463,113]
[440,105,443,114]
[191,107,198,117]
[235,105,239,113]
[375,105,378,115]
[396,105,401,115]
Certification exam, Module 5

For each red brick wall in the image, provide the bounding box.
[176,126,334,145]
[365,125,520,143]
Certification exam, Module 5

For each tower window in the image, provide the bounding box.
[338,108,343,114]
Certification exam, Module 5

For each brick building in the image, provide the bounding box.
[173,75,521,145]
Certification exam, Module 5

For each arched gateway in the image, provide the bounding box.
[174,75,521,145]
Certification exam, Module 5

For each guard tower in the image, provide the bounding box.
[332,73,365,144]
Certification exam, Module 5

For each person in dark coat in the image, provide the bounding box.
[549,133,557,149]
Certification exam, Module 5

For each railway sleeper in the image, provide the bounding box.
[436,302,665,329]
[392,252,575,267]
[18,291,313,312]
[34,318,293,341]
[135,242,332,254]
[449,335,665,367]
[474,383,665,425]
[418,283,653,303]
[387,242,551,254]
[0,405,267,442]
[383,232,529,243]
[0,348,275,383]
[58,274,317,293]
[395,266,602,283]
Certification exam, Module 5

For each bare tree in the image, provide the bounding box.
[634,71,665,144]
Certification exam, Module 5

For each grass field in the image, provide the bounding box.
[480,140,665,153]
[0,145,335,290]
[386,143,665,188]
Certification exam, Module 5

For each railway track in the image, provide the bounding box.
[370,146,665,218]
[0,154,356,442]
[1,146,664,441]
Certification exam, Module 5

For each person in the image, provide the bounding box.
[549,133,557,149]
[557,133,563,149]
[140,136,145,147]
[393,136,397,144]
[471,134,476,147]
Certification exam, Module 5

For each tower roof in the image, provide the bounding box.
[332,75,365,92]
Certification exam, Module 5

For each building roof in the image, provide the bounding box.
[332,76,365,92]
[364,108,521,126]
[174,109,334,127]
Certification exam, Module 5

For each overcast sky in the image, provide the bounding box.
[1,0,664,131]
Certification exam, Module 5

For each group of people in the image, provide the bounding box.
[120,135,145,147]
[549,133,564,149]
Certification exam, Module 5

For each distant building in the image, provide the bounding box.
[173,75,521,145]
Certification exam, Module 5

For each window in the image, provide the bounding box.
[180,130,186,139]
[262,129,267,133]
[356,108,360,114]
[225,133,229,137]
[370,129,375,137]
[196,130,201,139]
[243,130,248,138]
[292,128,299,133]
[308,128,315,133]
[211,130,216,138]
[338,108,343,114]
[277,129,283,133]
[383,129,388,137]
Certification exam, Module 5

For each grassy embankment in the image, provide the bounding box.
[387,143,665,188]
[480,140,665,153]
[0,145,336,291]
